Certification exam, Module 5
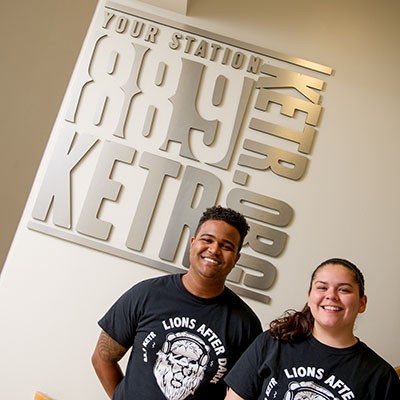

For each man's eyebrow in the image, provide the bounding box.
[199,233,236,249]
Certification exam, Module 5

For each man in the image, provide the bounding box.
[92,206,262,399]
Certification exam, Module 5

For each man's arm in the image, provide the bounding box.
[92,330,128,399]
[224,388,245,400]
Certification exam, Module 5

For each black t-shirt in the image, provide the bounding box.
[224,330,400,400]
[99,273,262,399]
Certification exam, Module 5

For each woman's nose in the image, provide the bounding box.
[326,288,338,300]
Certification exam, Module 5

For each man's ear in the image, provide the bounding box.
[234,253,241,264]
[190,236,195,249]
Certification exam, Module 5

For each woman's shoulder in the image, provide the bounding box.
[357,340,397,371]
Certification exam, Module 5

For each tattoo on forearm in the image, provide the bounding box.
[98,331,126,362]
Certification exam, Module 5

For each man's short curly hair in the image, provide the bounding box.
[194,206,249,252]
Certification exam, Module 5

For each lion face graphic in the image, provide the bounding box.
[154,332,210,400]
[284,381,339,400]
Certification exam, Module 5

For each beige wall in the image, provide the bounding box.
[1,0,399,399]
[0,0,99,270]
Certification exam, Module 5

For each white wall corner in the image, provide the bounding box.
[137,0,189,15]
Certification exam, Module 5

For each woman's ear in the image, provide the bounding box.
[359,295,367,313]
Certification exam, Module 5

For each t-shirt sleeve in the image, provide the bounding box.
[98,285,141,349]
[380,367,400,399]
[250,316,263,340]
[225,332,267,399]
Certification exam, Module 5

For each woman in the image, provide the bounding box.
[224,258,400,399]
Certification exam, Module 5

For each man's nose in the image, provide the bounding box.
[208,241,221,254]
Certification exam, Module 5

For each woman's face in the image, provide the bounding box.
[308,264,367,336]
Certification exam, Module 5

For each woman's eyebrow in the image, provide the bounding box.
[314,280,353,287]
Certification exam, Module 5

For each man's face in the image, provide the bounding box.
[189,219,241,284]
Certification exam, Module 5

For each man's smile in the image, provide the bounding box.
[202,257,220,265]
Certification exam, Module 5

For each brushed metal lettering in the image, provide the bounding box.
[183,35,196,53]
[29,220,185,275]
[126,152,181,251]
[227,187,293,227]
[169,32,182,50]
[234,253,276,290]
[231,51,245,69]
[93,95,108,126]
[155,62,167,86]
[102,10,115,28]
[232,170,249,186]
[159,166,220,265]
[255,89,322,126]
[32,128,98,228]
[258,64,324,104]
[142,105,156,137]
[25,2,335,306]
[221,47,230,65]
[212,75,226,106]
[144,25,159,43]
[160,58,218,160]
[210,43,222,61]
[210,77,254,169]
[115,16,128,33]
[225,282,270,303]
[194,39,208,58]
[107,50,118,74]
[226,266,243,283]
[130,19,144,38]
[104,10,159,42]
[114,43,150,138]
[76,141,135,240]
[239,138,308,181]
[106,2,332,75]
[249,117,316,154]
[246,55,262,74]
[65,31,106,123]
[245,221,287,257]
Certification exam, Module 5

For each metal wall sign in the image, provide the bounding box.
[28,0,332,303]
